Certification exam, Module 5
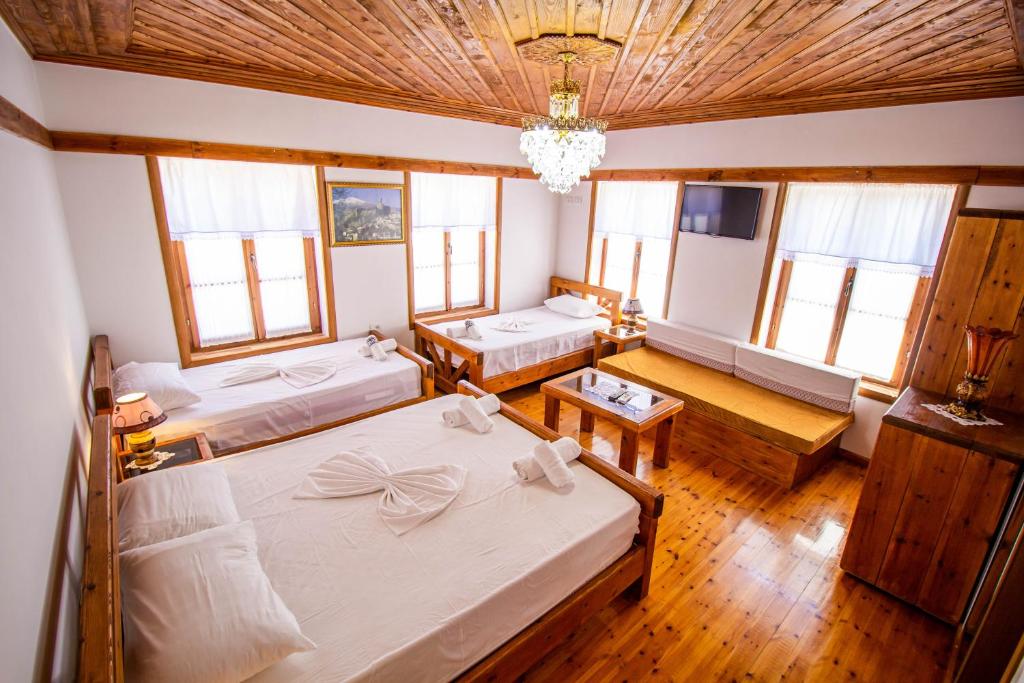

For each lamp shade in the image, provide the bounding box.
[623,298,644,316]
[112,392,167,435]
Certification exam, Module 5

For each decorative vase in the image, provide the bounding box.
[946,325,1018,421]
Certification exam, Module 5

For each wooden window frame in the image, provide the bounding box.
[752,182,971,400]
[583,180,683,318]
[147,157,337,368]
[406,175,502,327]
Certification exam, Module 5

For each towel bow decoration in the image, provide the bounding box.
[220,360,337,389]
[294,451,467,535]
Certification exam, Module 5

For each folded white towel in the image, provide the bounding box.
[442,394,500,428]
[293,450,467,536]
[533,441,575,490]
[458,395,494,434]
[512,437,581,482]
[220,360,337,389]
[446,326,468,339]
[357,336,397,358]
[465,319,483,340]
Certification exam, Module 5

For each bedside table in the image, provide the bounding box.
[119,432,214,479]
[593,325,646,367]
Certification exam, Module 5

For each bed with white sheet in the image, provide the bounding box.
[93,335,433,455]
[414,277,623,393]
[79,382,663,683]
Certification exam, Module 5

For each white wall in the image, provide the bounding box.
[0,23,89,683]
[603,97,1024,168]
[668,182,779,340]
[43,66,559,360]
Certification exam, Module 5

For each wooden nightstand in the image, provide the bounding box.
[593,325,646,367]
[118,432,214,480]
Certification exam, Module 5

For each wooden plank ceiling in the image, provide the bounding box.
[3,0,1023,129]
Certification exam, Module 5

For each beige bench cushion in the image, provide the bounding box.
[599,347,853,454]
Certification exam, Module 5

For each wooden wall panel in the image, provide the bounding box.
[943,217,1024,395]
[910,211,1024,415]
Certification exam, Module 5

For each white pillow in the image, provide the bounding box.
[118,463,240,550]
[544,293,605,319]
[114,361,200,411]
[120,521,315,683]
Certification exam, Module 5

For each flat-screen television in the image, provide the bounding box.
[678,184,763,240]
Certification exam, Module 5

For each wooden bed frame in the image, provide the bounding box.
[414,276,623,395]
[90,331,435,458]
[76,376,662,682]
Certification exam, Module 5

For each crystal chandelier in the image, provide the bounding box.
[517,35,621,194]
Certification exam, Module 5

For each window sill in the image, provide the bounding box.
[413,307,496,328]
[859,381,900,404]
[184,332,335,368]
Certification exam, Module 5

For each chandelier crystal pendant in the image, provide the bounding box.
[517,35,621,194]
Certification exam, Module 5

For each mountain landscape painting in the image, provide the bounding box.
[328,183,405,246]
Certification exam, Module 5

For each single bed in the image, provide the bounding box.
[92,332,434,456]
[414,277,623,394]
[79,381,663,682]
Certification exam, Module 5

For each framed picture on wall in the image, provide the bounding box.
[327,182,405,246]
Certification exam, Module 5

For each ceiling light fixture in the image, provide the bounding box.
[517,34,621,194]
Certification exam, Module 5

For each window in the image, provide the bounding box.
[153,157,331,364]
[587,181,679,316]
[764,183,955,386]
[409,172,499,318]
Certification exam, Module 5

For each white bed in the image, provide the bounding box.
[414,277,623,394]
[152,339,423,453]
[426,305,610,378]
[213,394,639,682]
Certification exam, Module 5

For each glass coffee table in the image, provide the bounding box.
[540,368,685,475]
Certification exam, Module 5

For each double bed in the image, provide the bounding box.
[414,277,623,394]
[92,332,434,456]
[79,379,663,681]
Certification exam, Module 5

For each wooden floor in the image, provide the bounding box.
[501,384,955,683]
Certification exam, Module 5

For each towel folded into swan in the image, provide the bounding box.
[294,451,467,535]
[220,360,337,388]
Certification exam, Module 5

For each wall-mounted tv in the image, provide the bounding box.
[678,184,763,240]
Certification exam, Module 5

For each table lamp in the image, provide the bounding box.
[623,298,644,330]
[113,392,167,468]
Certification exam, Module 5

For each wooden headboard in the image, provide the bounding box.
[89,335,114,418]
[549,276,623,325]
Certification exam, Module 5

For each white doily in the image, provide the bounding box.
[125,450,175,472]
[922,403,1003,427]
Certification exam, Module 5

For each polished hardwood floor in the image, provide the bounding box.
[501,384,955,683]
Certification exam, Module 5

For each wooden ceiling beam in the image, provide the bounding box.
[589,165,1024,185]
[0,94,53,149]
[48,130,537,176]
[45,130,1024,186]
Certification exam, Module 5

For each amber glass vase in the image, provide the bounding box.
[947,325,1018,421]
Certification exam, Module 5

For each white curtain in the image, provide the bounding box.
[159,157,319,240]
[594,181,678,239]
[410,172,497,231]
[778,183,955,274]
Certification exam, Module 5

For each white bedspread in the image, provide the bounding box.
[154,340,421,451]
[428,306,609,378]
[216,395,639,682]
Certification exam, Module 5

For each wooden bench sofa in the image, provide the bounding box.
[599,321,856,488]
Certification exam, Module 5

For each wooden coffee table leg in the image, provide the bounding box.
[544,395,561,431]
[619,428,640,475]
[580,409,595,433]
[654,416,674,468]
